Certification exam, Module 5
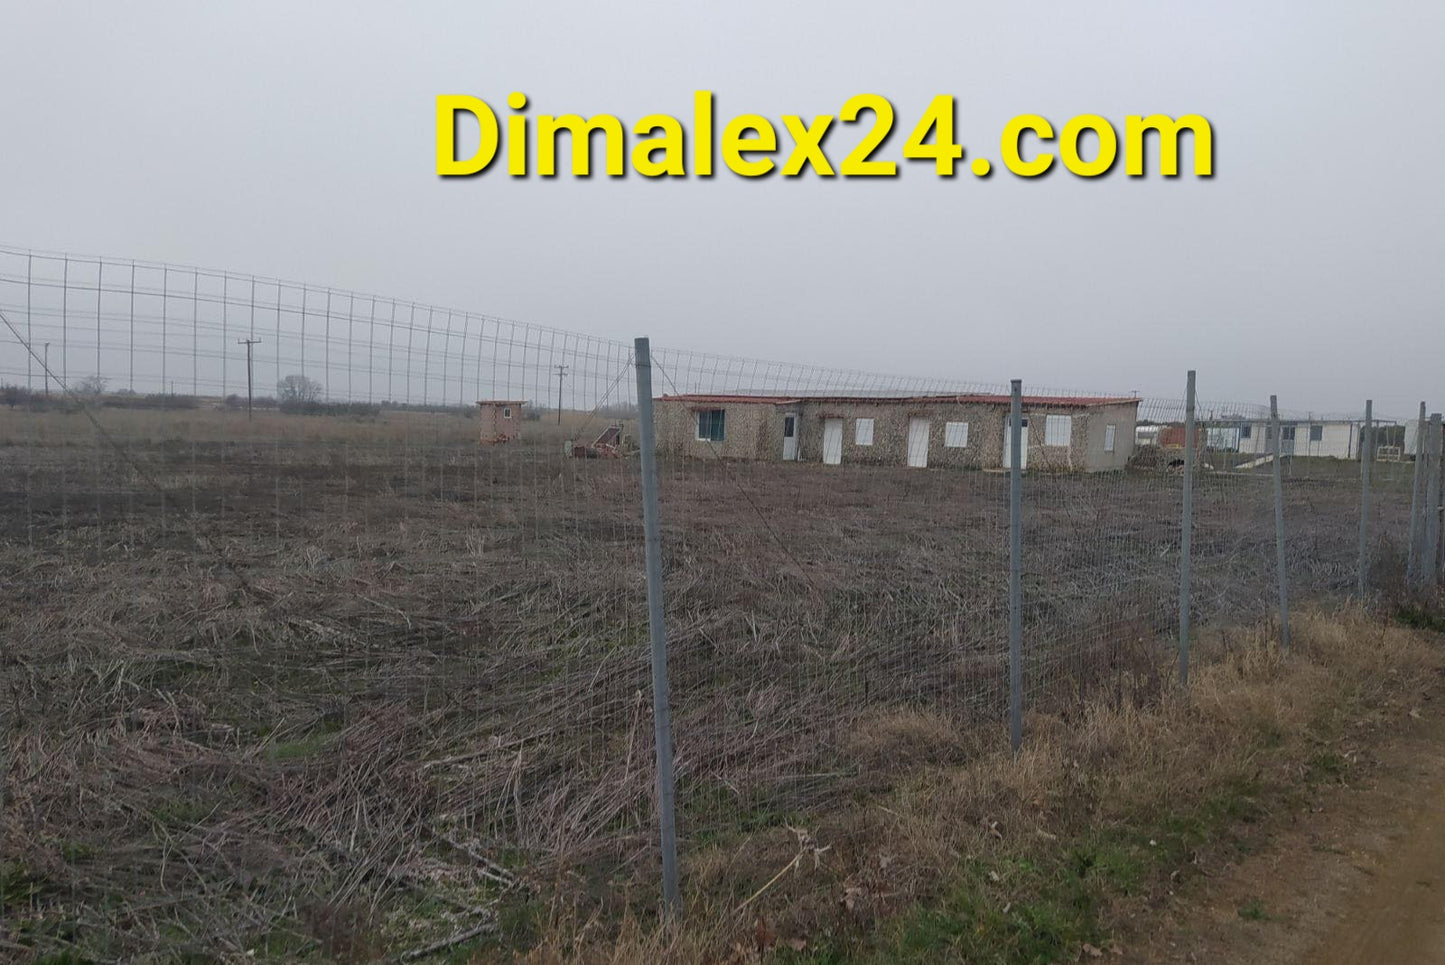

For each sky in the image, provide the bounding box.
[2,0,1442,417]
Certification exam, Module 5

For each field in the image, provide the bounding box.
[0,404,1419,960]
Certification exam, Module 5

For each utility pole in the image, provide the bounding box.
[238,337,261,420]
[42,342,50,399]
[555,364,568,425]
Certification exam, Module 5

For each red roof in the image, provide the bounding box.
[658,393,1137,408]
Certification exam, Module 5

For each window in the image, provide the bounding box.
[695,408,726,442]
[1309,424,1324,442]
[1281,425,1296,442]
[1104,424,1117,452]
[1044,414,1072,446]
[501,406,512,419]
[1240,424,1251,439]
[783,415,796,438]
[855,418,874,446]
[944,421,969,448]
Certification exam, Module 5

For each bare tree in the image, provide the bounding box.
[73,374,108,397]
[277,374,323,405]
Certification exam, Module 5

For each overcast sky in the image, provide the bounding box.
[2,1,1441,416]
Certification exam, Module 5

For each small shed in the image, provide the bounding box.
[477,399,525,443]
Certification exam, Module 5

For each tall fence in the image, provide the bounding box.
[0,244,1441,956]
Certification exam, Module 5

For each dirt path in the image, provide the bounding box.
[1306,760,1445,965]
[1126,701,1445,964]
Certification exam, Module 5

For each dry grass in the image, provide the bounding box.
[0,403,625,447]
[516,607,1445,964]
[0,408,1431,961]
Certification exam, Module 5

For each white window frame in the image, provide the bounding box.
[1104,424,1116,452]
[944,421,969,448]
[1044,414,1072,447]
[502,406,513,419]
[855,417,875,446]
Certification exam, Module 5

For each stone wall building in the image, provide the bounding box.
[476,399,525,443]
[655,393,1139,472]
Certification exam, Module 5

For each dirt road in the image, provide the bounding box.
[1128,702,1445,964]
[1306,762,1445,965]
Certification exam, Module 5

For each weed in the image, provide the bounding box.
[1,861,55,904]
[1237,898,1270,921]
[1395,604,1445,634]
[1308,750,1349,781]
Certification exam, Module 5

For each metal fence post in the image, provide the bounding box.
[1426,412,1443,587]
[1408,401,1427,583]
[1271,395,1291,651]
[1357,399,1372,600]
[1438,428,1445,579]
[1179,371,1196,686]
[1433,436,1445,580]
[1008,379,1023,754]
[633,337,680,915]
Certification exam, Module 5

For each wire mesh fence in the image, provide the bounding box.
[1,244,1442,957]
[0,246,654,954]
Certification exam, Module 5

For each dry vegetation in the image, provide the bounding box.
[523,608,1445,964]
[0,406,1431,963]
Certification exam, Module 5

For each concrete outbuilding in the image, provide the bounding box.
[655,393,1139,472]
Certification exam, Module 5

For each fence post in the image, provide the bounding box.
[1438,427,1445,579]
[1271,395,1291,650]
[1426,412,1443,587]
[1008,378,1023,754]
[1179,371,1196,687]
[632,337,680,915]
[1433,433,1445,583]
[1408,401,1427,583]
[1357,399,1372,600]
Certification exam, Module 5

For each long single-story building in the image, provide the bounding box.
[1231,417,1375,460]
[1137,413,1404,461]
[655,393,1140,472]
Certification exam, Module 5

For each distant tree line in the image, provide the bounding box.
[376,400,480,415]
[272,375,380,417]
[279,399,382,417]
[0,373,603,422]
[0,378,199,410]
[524,401,636,422]
[597,402,638,419]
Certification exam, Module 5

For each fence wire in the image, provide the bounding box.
[0,246,652,956]
[0,244,1440,959]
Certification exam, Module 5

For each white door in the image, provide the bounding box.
[782,413,799,461]
[822,419,843,465]
[1002,417,1030,469]
[906,418,930,468]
